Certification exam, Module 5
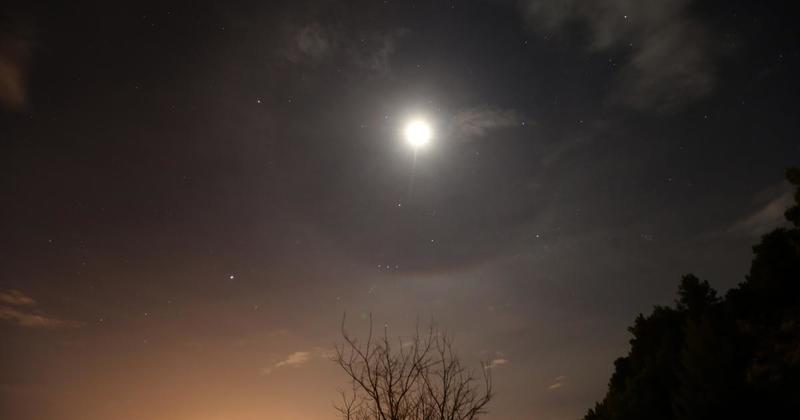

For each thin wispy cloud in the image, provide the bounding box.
[282,22,404,76]
[523,0,719,110]
[0,290,82,329]
[451,106,524,140]
[0,289,36,306]
[284,23,336,64]
[349,33,400,76]
[548,375,567,390]
[488,357,509,369]
[729,189,793,236]
[275,351,311,368]
[261,347,335,375]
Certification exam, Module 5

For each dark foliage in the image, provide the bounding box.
[584,168,800,420]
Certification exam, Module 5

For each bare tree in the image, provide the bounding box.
[334,315,493,420]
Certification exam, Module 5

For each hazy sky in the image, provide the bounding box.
[1,1,798,419]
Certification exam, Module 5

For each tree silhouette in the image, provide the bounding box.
[334,316,493,420]
[585,167,800,420]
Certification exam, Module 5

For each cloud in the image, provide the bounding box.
[523,0,718,110]
[548,375,567,390]
[282,22,404,76]
[348,32,401,75]
[729,190,793,236]
[487,357,510,369]
[0,289,36,306]
[0,306,82,328]
[284,23,336,64]
[451,107,524,140]
[275,351,312,368]
[0,33,30,111]
[0,289,82,329]
[262,347,334,375]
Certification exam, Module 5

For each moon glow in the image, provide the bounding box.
[404,120,432,149]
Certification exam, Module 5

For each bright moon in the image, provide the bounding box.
[404,120,432,148]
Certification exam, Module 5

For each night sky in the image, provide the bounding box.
[1,1,799,419]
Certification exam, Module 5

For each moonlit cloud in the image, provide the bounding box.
[451,106,524,140]
[523,0,718,110]
[348,32,402,75]
[729,189,793,236]
[282,22,404,76]
[284,23,336,64]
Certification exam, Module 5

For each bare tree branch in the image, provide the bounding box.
[334,315,493,420]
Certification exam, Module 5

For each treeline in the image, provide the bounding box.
[584,168,800,420]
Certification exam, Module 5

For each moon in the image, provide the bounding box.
[404,120,432,149]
